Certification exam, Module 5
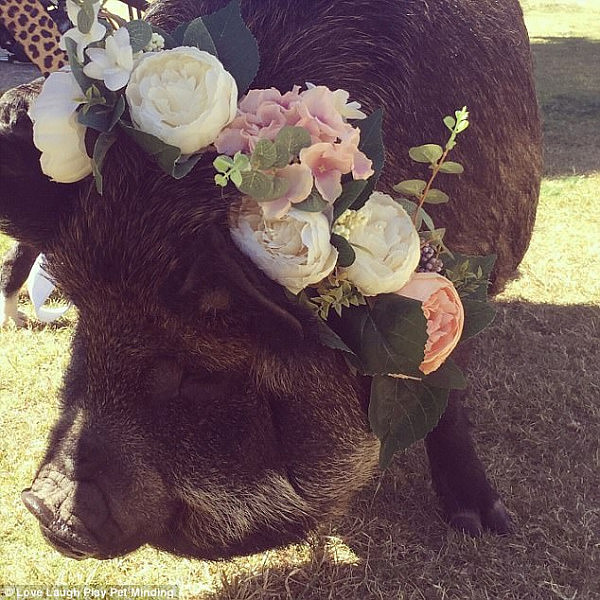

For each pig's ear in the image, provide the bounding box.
[212,227,306,339]
[177,226,306,341]
[0,82,75,249]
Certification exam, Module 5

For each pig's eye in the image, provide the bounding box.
[148,359,183,401]
[179,373,237,403]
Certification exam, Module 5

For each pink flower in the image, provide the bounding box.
[342,129,374,180]
[259,163,314,219]
[214,84,369,156]
[300,135,373,203]
[299,142,349,203]
[295,85,352,143]
[214,86,302,154]
[395,273,465,375]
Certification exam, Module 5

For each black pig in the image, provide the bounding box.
[0,0,541,560]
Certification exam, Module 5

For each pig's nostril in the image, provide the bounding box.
[21,489,55,527]
[21,488,97,559]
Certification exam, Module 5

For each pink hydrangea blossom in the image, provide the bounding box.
[299,134,373,203]
[295,85,354,143]
[214,84,366,155]
[214,86,302,154]
[215,83,373,214]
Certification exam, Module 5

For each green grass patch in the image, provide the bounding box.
[522,0,600,41]
[499,174,600,304]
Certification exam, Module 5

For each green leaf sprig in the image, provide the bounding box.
[307,275,366,320]
[394,107,469,229]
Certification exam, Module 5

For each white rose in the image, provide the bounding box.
[341,192,420,295]
[28,70,92,183]
[125,47,238,155]
[230,199,338,295]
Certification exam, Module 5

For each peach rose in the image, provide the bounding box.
[395,273,464,375]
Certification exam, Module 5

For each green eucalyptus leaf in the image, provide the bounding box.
[250,138,278,170]
[238,170,289,200]
[395,197,436,231]
[230,169,242,187]
[393,179,427,198]
[171,22,188,46]
[443,116,456,130]
[215,173,228,187]
[238,170,274,199]
[63,37,93,94]
[274,126,312,161]
[423,358,467,390]
[269,175,289,199]
[91,131,117,195]
[369,376,449,468]
[202,0,259,95]
[330,233,356,267]
[409,143,443,164]
[438,161,464,174]
[108,95,125,131]
[125,20,153,53]
[120,124,199,179]
[233,152,250,171]
[455,119,470,133]
[294,187,329,212]
[77,0,95,34]
[336,295,428,377]
[352,108,384,209]
[78,104,112,133]
[171,154,203,179]
[423,189,449,204]
[332,180,368,220]
[395,197,422,228]
[182,17,217,55]
[150,25,175,49]
[213,155,234,173]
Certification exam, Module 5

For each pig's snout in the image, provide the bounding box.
[21,468,125,560]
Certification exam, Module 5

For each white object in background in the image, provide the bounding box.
[26,255,71,323]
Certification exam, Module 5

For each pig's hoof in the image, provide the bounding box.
[449,510,483,536]
[482,498,513,534]
[449,499,513,536]
[1,310,27,328]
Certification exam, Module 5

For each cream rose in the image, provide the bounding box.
[28,70,92,183]
[341,192,420,296]
[230,199,338,294]
[125,47,238,155]
[395,273,465,374]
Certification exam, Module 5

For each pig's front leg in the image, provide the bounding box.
[425,390,513,536]
[0,242,37,327]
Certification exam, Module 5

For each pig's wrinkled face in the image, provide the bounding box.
[21,150,377,560]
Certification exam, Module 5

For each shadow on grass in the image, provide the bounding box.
[201,301,599,600]
[530,37,600,176]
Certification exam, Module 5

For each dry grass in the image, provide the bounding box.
[1,0,600,598]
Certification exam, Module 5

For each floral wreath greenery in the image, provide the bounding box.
[30,0,496,467]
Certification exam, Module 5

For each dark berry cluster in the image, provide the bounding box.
[418,244,444,273]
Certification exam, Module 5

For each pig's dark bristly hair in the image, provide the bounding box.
[147,0,541,295]
[3,0,540,560]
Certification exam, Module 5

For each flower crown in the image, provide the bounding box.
[29,0,496,466]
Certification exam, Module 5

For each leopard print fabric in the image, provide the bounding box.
[0,0,67,76]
